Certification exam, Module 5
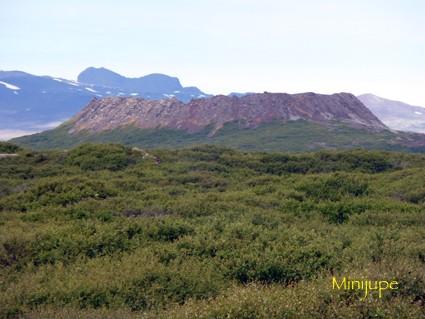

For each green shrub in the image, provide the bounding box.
[24,177,117,208]
[297,173,369,201]
[0,237,32,268]
[0,142,22,154]
[65,143,135,171]
[318,200,369,224]
[147,220,194,242]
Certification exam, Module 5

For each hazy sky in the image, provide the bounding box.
[1,0,425,105]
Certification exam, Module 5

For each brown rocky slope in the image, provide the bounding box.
[69,92,387,135]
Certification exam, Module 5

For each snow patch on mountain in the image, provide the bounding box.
[66,80,79,87]
[0,81,20,90]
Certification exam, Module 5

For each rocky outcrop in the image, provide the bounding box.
[69,92,387,135]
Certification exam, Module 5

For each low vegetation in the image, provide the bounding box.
[12,120,425,152]
[0,142,21,154]
[0,143,424,318]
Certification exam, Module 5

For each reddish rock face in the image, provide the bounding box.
[69,92,387,135]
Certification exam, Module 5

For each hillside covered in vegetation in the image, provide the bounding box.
[0,142,424,318]
[12,120,425,153]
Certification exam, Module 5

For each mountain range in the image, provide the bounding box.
[0,67,208,139]
[2,68,425,139]
[3,67,425,152]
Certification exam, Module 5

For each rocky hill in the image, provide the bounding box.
[69,92,387,135]
[16,92,425,152]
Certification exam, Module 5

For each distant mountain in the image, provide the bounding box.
[228,92,255,97]
[0,68,208,139]
[16,92,425,152]
[77,67,207,100]
[358,94,425,133]
[0,71,94,138]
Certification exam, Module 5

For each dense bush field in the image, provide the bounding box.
[0,142,424,318]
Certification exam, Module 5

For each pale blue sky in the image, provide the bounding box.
[1,0,425,105]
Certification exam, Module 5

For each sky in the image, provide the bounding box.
[1,0,425,105]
